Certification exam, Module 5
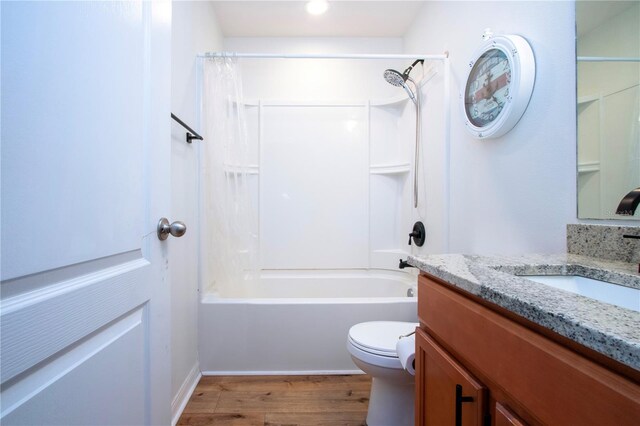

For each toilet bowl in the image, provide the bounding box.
[347,321,418,426]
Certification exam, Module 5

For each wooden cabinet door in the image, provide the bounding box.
[495,402,527,426]
[415,328,487,426]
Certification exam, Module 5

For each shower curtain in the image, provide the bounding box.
[201,57,258,295]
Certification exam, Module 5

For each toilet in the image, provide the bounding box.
[347,321,418,426]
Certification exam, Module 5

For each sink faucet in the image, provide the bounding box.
[623,234,640,273]
[616,187,640,216]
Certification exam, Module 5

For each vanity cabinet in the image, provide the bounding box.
[415,274,640,426]
[415,328,487,425]
[494,402,526,426]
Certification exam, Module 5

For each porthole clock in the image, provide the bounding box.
[462,34,535,139]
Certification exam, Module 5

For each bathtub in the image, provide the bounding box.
[199,270,418,374]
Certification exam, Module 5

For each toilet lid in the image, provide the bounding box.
[348,321,418,356]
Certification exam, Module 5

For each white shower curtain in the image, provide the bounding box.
[201,57,258,295]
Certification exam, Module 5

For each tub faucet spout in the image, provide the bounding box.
[399,259,414,269]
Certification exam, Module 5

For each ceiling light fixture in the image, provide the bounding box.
[306,0,329,16]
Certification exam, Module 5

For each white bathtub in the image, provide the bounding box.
[199,270,418,374]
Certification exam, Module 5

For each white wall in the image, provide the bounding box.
[170,1,222,421]
[405,1,578,255]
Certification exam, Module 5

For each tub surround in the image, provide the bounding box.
[407,252,640,371]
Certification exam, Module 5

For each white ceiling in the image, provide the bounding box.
[211,1,427,37]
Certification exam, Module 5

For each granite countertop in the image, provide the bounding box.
[407,253,640,371]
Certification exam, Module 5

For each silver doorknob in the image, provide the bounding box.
[157,218,187,240]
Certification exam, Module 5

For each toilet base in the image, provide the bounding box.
[366,376,415,426]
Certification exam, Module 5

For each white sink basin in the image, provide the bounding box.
[522,275,640,313]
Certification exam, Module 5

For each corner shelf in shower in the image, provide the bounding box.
[578,161,600,174]
[372,249,410,256]
[577,95,599,105]
[370,164,411,175]
[370,95,413,107]
[233,99,260,107]
[223,164,259,175]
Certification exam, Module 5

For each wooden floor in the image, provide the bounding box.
[177,375,371,426]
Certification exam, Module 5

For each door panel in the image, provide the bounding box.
[1,1,146,280]
[1,256,150,383]
[0,1,171,424]
[2,308,146,425]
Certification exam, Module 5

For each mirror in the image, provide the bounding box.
[576,1,640,220]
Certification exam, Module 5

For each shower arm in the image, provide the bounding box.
[403,59,425,80]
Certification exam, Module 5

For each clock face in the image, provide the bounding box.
[464,48,511,128]
[462,35,535,139]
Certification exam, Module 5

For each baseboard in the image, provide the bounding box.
[201,369,364,376]
[171,363,201,426]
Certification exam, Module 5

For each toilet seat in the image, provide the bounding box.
[347,321,418,369]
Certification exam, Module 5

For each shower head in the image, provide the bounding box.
[383,59,424,105]
[383,69,406,87]
[384,59,424,86]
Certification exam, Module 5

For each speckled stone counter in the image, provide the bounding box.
[567,224,640,263]
[407,253,640,371]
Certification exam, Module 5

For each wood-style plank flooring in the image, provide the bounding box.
[177,375,371,426]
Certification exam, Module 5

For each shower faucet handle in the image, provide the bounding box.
[408,232,417,245]
[408,221,426,247]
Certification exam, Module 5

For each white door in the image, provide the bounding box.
[1,1,172,425]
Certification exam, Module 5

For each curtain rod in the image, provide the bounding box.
[199,52,449,60]
[577,56,640,62]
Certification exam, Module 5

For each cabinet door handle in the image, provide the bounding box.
[455,384,474,426]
